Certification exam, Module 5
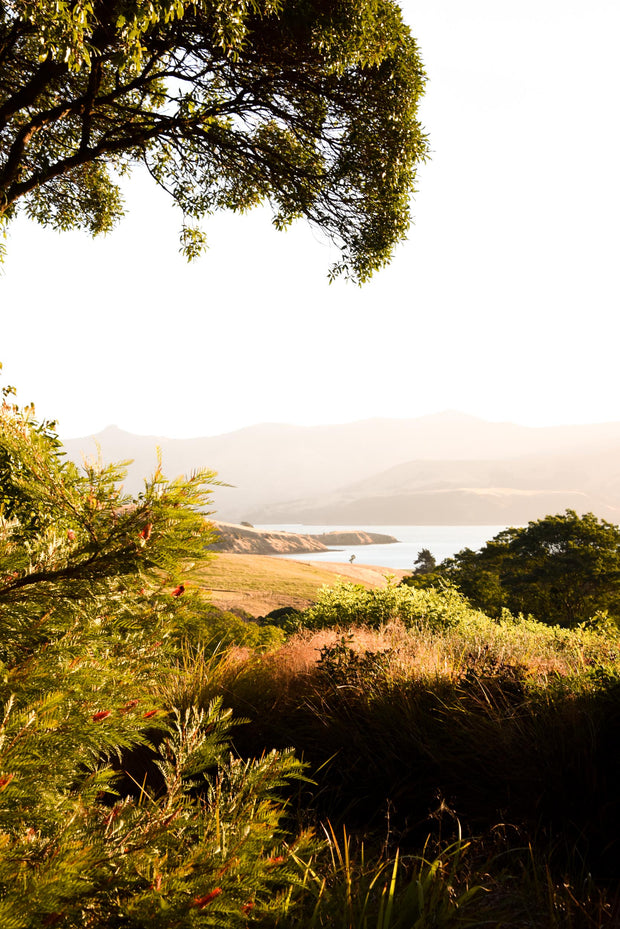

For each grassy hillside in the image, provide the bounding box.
[196,553,405,616]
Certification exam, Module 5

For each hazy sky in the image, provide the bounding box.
[2,0,619,439]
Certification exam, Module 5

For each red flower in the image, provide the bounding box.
[266,856,285,866]
[171,584,185,597]
[242,901,255,914]
[92,710,111,722]
[140,523,153,541]
[0,774,13,790]
[143,709,158,719]
[67,529,75,542]
[120,700,139,713]
[191,888,222,908]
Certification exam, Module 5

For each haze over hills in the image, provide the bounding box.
[251,449,620,525]
[62,412,620,526]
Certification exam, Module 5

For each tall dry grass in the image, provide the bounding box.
[151,582,620,925]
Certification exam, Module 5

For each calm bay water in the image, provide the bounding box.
[255,524,509,571]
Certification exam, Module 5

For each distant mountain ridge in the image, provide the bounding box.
[61,413,620,526]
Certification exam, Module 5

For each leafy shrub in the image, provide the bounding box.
[173,597,286,651]
[301,580,475,632]
[0,395,313,927]
[263,606,303,632]
[316,634,396,688]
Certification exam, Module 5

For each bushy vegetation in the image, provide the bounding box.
[3,382,620,925]
[0,391,313,928]
[184,584,620,924]
[402,510,620,627]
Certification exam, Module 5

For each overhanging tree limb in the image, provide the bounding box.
[0,0,429,279]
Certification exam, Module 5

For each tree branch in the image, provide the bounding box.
[0,58,66,130]
[0,542,140,600]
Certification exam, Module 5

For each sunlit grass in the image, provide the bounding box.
[194,554,396,615]
[150,578,620,926]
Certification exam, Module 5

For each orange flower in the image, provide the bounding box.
[67,529,75,541]
[92,710,111,722]
[0,774,13,790]
[242,901,255,913]
[140,523,153,541]
[266,856,285,866]
[171,584,185,597]
[143,709,158,719]
[192,888,222,908]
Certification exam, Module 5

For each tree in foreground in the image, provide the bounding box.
[0,0,428,280]
[402,510,620,627]
[0,387,312,927]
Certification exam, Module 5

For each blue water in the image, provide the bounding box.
[255,524,509,571]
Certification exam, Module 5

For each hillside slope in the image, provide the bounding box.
[62,414,620,525]
[249,450,620,525]
[196,553,404,616]
[211,524,398,554]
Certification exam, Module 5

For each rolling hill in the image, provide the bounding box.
[249,449,620,524]
[62,413,620,525]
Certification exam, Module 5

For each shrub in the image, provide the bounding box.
[0,394,314,927]
[301,580,476,632]
[172,597,286,651]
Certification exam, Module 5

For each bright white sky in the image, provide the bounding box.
[2,0,619,439]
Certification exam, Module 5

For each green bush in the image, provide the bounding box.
[299,581,620,673]
[301,580,475,632]
[0,396,313,928]
[173,597,286,651]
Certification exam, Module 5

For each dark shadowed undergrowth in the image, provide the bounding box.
[151,583,620,925]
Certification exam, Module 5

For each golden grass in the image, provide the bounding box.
[210,624,456,699]
[210,619,602,703]
[195,553,402,616]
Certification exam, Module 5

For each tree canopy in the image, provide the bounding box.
[0,0,428,280]
[412,547,436,575]
[402,511,620,628]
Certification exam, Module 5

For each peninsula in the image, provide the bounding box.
[211,523,398,555]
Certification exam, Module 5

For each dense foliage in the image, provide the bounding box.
[0,0,428,280]
[402,510,620,627]
[0,393,314,928]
